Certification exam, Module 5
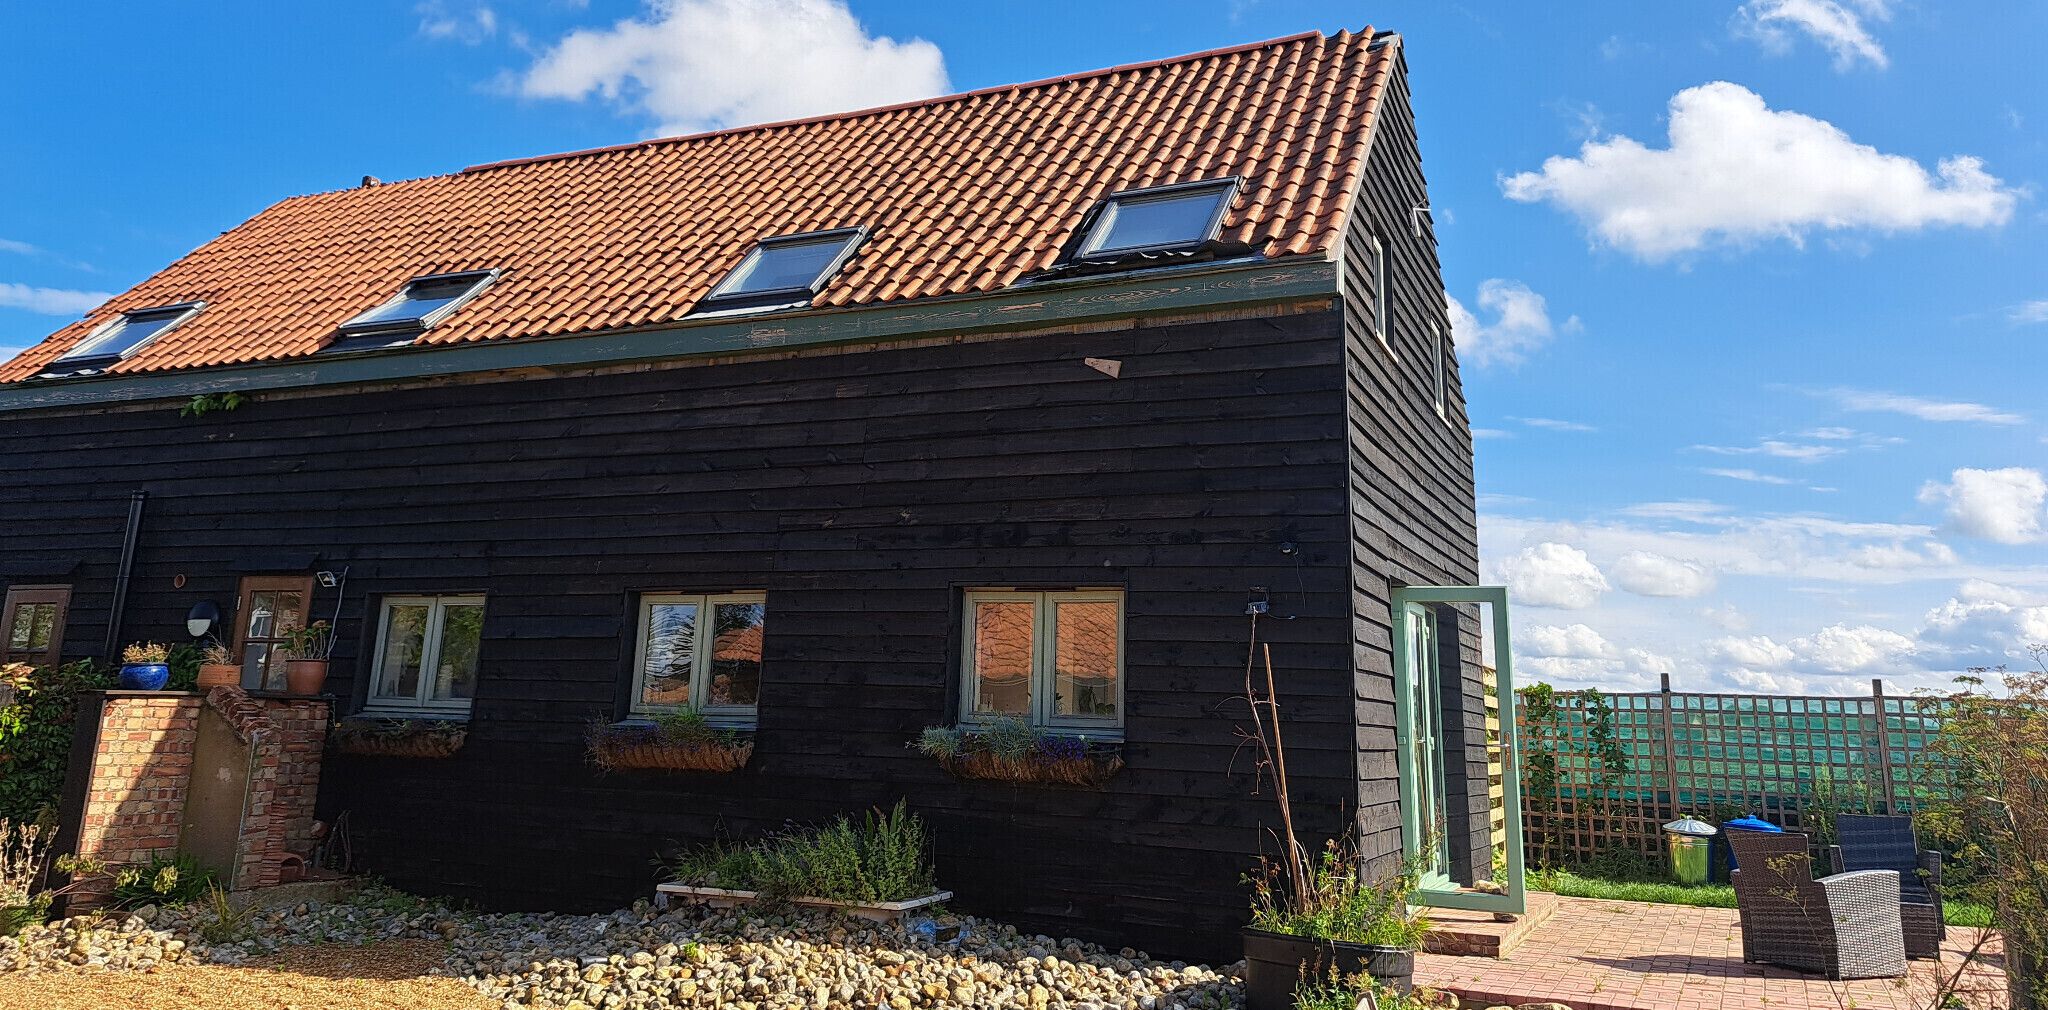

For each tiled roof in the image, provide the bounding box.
[0,29,1394,383]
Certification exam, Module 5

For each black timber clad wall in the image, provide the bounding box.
[1339,53,1488,883]
[0,308,1363,959]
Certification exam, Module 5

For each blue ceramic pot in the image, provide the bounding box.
[118,663,170,691]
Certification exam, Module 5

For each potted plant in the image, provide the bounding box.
[196,638,240,691]
[1235,644,1429,1009]
[279,620,331,696]
[117,642,171,690]
[333,718,468,758]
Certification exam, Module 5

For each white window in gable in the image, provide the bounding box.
[1072,179,1238,261]
[1368,232,1392,353]
[44,302,204,374]
[960,589,1123,733]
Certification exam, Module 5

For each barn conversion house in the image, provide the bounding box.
[0,28,1519,956]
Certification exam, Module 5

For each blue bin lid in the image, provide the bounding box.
[1723,815,1783,833]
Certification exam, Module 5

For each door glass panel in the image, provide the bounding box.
[8,604,53,651]
[242,586,310,690]
[1393,586,1523,915]
[640,602,698,709]
[432,603,484,701]
[706,601,765,707]
[1052,600,1119,719]
[375,604,431,700]
[970,601,1034,716]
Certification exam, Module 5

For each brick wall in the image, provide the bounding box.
[71,693,201,904]
[68,689,329,902]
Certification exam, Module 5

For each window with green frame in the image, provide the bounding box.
[629,592,766,724]
[363,595,485,717]
[959,589,1122,733]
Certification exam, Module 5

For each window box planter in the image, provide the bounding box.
[587,721,753,773]
[1239,928,1414,1009]
[652,882,952,924]
[933,747,1124,787]
[917,722,1124,787]
[332,718,468,759]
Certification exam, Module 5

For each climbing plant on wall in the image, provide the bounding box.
[1516,681,1630,868]
[0,660,113,823]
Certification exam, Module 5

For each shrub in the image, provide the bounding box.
[975,716,1038,760]
[0,660,115,823]
[662,801,935,904]
[913,726,961,759]
[110,850,217,909]
[1247,839,1431,948]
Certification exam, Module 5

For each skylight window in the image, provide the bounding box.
[45,302,205,373]
[330,270,497,350]
[1073,178,1239,260]
[697,228,865,311]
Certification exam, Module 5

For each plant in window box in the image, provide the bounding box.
[117,642,171,691]
[587,708,753,773]
[278,620,331,696]
[196,639,240,691]
[913,716,1124,787]
[331,718,469,759]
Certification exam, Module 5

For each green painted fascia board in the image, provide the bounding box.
[0,257,1337,413]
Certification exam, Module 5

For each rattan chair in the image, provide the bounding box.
[1728,831,1907,980]
[1828,812,1946,959]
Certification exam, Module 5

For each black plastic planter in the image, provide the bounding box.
[1240,927,1414,1010]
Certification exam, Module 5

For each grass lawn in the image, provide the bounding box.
[1530,867,1994,927]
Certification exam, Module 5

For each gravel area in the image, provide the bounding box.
[0,886,1249,1010]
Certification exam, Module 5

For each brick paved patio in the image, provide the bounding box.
[1415,896,2010,1010]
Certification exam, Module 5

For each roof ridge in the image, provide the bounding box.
[459,29,1349,176]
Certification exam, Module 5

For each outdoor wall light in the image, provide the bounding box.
[186,600,221,638]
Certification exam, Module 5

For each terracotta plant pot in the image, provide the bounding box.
[284,659,329,696]
[197,663,241,690]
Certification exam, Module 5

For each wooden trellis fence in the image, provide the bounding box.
[1517,677,1949,865]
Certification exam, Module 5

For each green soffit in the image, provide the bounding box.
[0,257,1337,413]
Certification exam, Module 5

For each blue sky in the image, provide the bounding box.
[4,1,2044,695]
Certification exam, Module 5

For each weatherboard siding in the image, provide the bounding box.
[2,307,1376,959]
[1338,55,1488,883]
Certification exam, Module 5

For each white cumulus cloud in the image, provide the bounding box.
[1445,280,1579,367]
[1919,467,2047,544]
[519,0,949,136]
[1497,542,1610,610]
[1610,551,1716,598]
[0,282,111,316]
[1502,82,2018,261]
[1736,0,1892,71]
[1523,623,1615,659]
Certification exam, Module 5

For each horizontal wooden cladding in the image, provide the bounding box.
[4,307,1360,959]
[1337,56,1484,880]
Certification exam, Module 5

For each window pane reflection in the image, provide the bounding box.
[1054,601,1119,719]
[376,605,430,699]
[971,601,1034,716]
[640,602,698,709]
[707,601,764,707]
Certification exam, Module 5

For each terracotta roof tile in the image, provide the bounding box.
[1,28,1396,383]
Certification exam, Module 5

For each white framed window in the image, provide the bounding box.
[1368,232,1393,355]
[363,595,486,717]
[1431,321,1447,416]
[630,592,766,723]
[959,589,1123,733]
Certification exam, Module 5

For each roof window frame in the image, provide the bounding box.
[1068,177,1242,263]
[694,227,868,314]
[328,269,501,351]
[44,301,206,374]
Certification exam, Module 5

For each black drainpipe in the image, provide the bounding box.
[100,490,148,660]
